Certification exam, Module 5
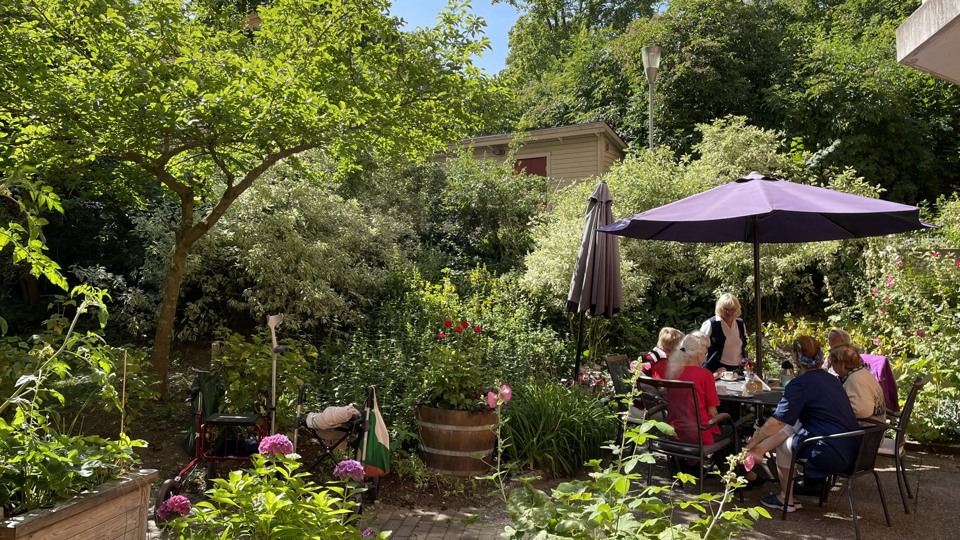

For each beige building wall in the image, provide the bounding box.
[455,122,628,191]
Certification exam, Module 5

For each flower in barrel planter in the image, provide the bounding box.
[420,317,493,412]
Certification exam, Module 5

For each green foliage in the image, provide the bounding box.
[524,117,854,357]
[167,453,371,539]
[502,381,617,476]
[503,421,767,539]
[0,286,146,517]
[211,329,318,430]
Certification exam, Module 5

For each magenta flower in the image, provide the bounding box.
[917,329,926,338]
[629,361,637,371]
[437,332,446,340]
[897,259,903,268]
[258,433,293,456]
[473,325,481,333]
[334,459,365,481]
[486,391,498,409]
[743,454,755,472]
[880,309,887,316]
[455,325,464,334]
[932,251,939,257]
[361,529,377,537]
[884,296,890,304]
[156,495,191,521]
[461,319,470,329]
[444,319,453,328]
[499,384,512,403]
[887,276,894,288]
[871,288,879,296]
[956,260,960,268]
[873,338,881,346]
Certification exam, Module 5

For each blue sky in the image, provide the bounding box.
[388,0,518,74]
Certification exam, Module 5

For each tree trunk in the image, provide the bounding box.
[150,238,191,398]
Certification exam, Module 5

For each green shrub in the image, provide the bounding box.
[167,453,373,539]
[503,380,617,477]
[0,286,146,517]
[504,421,767,539]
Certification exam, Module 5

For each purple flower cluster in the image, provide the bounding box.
[333,459,365,481]
[258,433,294,456]
[156,495,191,521]
[360,529,377,537]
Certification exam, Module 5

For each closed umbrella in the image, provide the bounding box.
[599,171,933,375]
[567,181,623,380]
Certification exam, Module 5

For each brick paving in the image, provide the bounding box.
[363,505,507,540]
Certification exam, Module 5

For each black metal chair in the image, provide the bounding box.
[604,354,645,428]
[642,378,736,492]
[877,375,926,513]
[782,424,891,540]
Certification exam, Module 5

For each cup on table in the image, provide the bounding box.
[721,371,738,381]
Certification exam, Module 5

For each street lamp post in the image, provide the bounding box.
[642,46,661,150]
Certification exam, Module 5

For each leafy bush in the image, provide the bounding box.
[0,286,146,517]
[167,453,373,539]
[502,380,617,477]
[504,421,767,539]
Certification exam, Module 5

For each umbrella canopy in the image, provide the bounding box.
[567,181,623,379]
[599,172,933,375]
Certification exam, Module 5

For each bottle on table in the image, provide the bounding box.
[744,370,763,394]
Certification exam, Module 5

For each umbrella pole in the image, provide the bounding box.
[574,311,585,382]
[753,229,763,378]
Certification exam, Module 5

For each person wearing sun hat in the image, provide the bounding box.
[743,335,860,513]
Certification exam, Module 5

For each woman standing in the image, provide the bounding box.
[700,293,748,374]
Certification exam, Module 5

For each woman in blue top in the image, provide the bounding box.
[744,335,860,513]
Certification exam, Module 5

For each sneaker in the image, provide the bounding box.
[760,493,801,512]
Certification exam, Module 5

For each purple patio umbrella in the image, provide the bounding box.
[567,181,623,380]
[599,171,933,375]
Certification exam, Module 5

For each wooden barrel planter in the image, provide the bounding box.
[0,469,158,540]
[415,405,498,476]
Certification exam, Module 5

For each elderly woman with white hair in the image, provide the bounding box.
[664,331,762,485]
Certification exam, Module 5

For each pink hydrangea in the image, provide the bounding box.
[333,459,365,481]
[258,433,293,456]
[156,495,191,521]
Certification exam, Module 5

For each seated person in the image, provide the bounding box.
[829,345,886,423]
[634,327,684,411]
[663,332,761,485]
[744,335,860,512]
[824,328,853,374]
[640,326,684,379]
[664,332,720,445]
[700,293,748,374]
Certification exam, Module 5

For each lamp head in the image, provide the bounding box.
[642,45,661,84]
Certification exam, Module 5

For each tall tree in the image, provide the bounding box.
[0,0,502,395]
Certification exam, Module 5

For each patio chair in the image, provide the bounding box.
[781,424,891,540]
[642,378,736,492]
[604,354,644,428]
[877,375,926,513]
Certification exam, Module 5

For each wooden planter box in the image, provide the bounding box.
[0,469,158,540]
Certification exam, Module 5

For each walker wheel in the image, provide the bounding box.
[154,478,181,522]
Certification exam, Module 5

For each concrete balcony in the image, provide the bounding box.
[896,0,960,85]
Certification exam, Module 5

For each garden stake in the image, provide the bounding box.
[267,314,283,435]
